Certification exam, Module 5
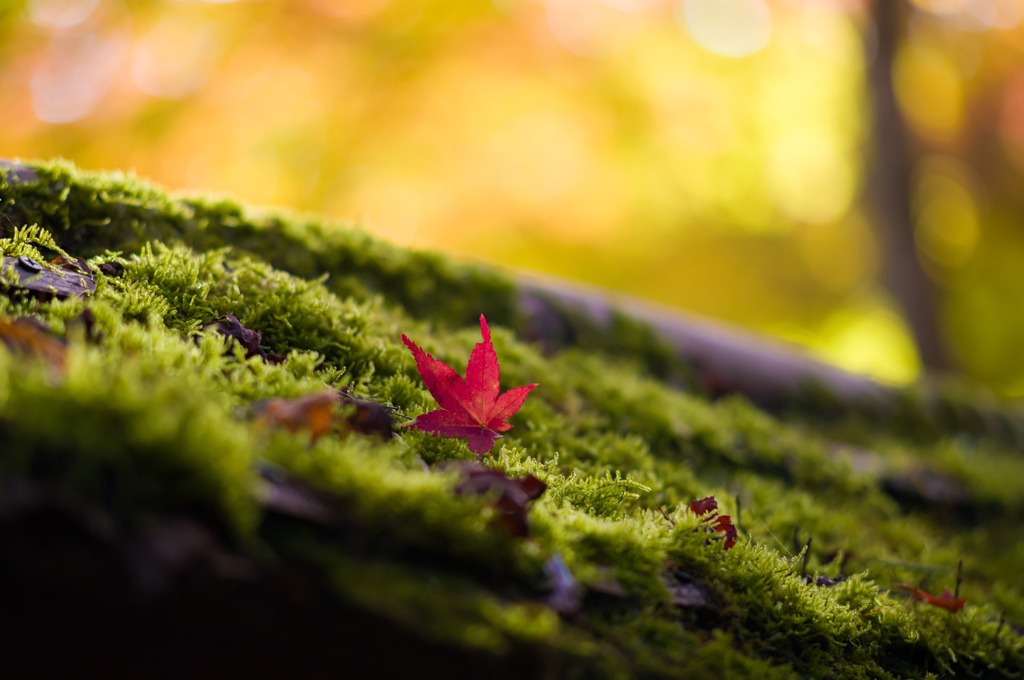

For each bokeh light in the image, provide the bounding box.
[676,0,773,58]
[307,0,391,21]
[910,0,1022,31]
[131,16,219,98]
[31,29,128,124]
[775,295,921,384]
[893,41,964,142]
[546,0,647,58]
[29,0,101,28]
[601,0,665,12]
[913,156,981,270]
[768,133,855,224]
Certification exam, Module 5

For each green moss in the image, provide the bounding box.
[2,159,1024,678]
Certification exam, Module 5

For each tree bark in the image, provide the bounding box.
[518,273,891,409]
[867,0,951,371]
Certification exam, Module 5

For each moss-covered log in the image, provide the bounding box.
[1,159,1023,678]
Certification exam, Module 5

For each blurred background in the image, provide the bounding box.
[1,0,1023,392]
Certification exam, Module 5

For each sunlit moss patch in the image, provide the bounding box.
[1,160,1023,678]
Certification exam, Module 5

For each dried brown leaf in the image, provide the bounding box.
[258,394,337,440]
[0,316,67,370]
[455,465,547,537]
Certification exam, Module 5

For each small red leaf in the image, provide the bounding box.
[687,495,736,551]
[711,514,738,551]
[689,497,718,516]
[402,315,537,456]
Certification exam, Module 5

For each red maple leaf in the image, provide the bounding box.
[402,315,537,456]
[893,584,967,613]
[710,514,738,551]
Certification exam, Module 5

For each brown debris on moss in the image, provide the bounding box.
[2,255,95,299]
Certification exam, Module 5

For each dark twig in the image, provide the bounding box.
[801,537,813,579]
[734,494,747,537]
[658,506,676,528]
[955,559,963,599]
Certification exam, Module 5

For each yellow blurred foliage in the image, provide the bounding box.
[2,0,1024,387]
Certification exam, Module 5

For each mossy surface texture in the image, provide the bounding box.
[2,159,1024,679]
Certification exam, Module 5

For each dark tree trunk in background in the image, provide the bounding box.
[867,0,951,372]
